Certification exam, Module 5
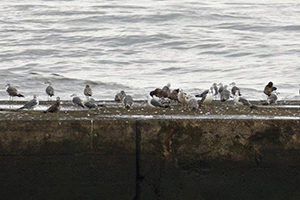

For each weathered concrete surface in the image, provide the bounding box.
[138,119,300,200]
[0,117,136,199]
[0,103,299,199]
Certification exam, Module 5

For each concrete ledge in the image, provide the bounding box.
[0,108,299,199]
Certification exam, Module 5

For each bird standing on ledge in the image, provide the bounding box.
[84,84,93,100]
[71,94,85,108]
[6,84,24,101]
[150,88,169,98]
[19,95,39,110]
[115,90,126,102]
[264,82,277,96]
[45,81,55,101]
[44,97,61,113]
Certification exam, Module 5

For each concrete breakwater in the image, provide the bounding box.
[0,101,299,199]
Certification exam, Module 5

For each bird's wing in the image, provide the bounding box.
[151,99,163,107]
[239,97,250,105]
[24,99,37,108]
[46,86,54,95]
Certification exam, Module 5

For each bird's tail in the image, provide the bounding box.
[250,104,258,109]
[191,107,199,111]
[19,107,25,110]
[17,94,24,97]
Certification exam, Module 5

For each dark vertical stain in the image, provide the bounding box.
[134,120,142,200]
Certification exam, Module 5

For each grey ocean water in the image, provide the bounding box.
[0,0,299,101]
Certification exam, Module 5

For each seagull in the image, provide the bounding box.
[263,92,278,105]
[45,81,55,101]
[212,83,218,96]
[196,89,209,98]
[162,83,171,95]
[230,82,241,96]
[71,94,84,108]
[168,89,179,101]
[199,88,213,105]
[150,88,169,98]
[264,82,277,96]
[44,97,61,113]
[185,95,199,111]
[218,83,224,94]
[6,84,24,101]
[147,94,167,108]
[19,95,39,110]
[84,84,93,100]
[123,95,134,109]
[177,89,187,105]
[115,90,126,102]
[234,92,255,109]
[84,98,98,109]
[220,85,230,102]
[267,92,278,104]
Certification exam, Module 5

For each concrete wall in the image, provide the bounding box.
[0,116,299,199]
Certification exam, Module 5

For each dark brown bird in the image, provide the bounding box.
[264,82,277,96]
[5,84,24,100]
[168,89,179,101]
[84,84,93,99]
[115,91,126,102]
[44,97,61,113]
[150,88,169,98]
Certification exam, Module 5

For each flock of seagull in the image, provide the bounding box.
[3,81,280,113]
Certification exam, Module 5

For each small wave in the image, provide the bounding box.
[161,67,182,71]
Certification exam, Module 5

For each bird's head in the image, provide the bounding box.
[44,80,52,85]
[149,91,154,97]
[267,82,273,87]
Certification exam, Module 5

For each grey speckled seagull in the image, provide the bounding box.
[123,95,134,109]
[220,85,230,102]
[19,95,39,110]
[234,92,256,109]
[45,81,55,101]
[147,94,167,108]
[84,98,98,109]
[6,84,24,101]
[185,95,199,111]
[71,94,85,108]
